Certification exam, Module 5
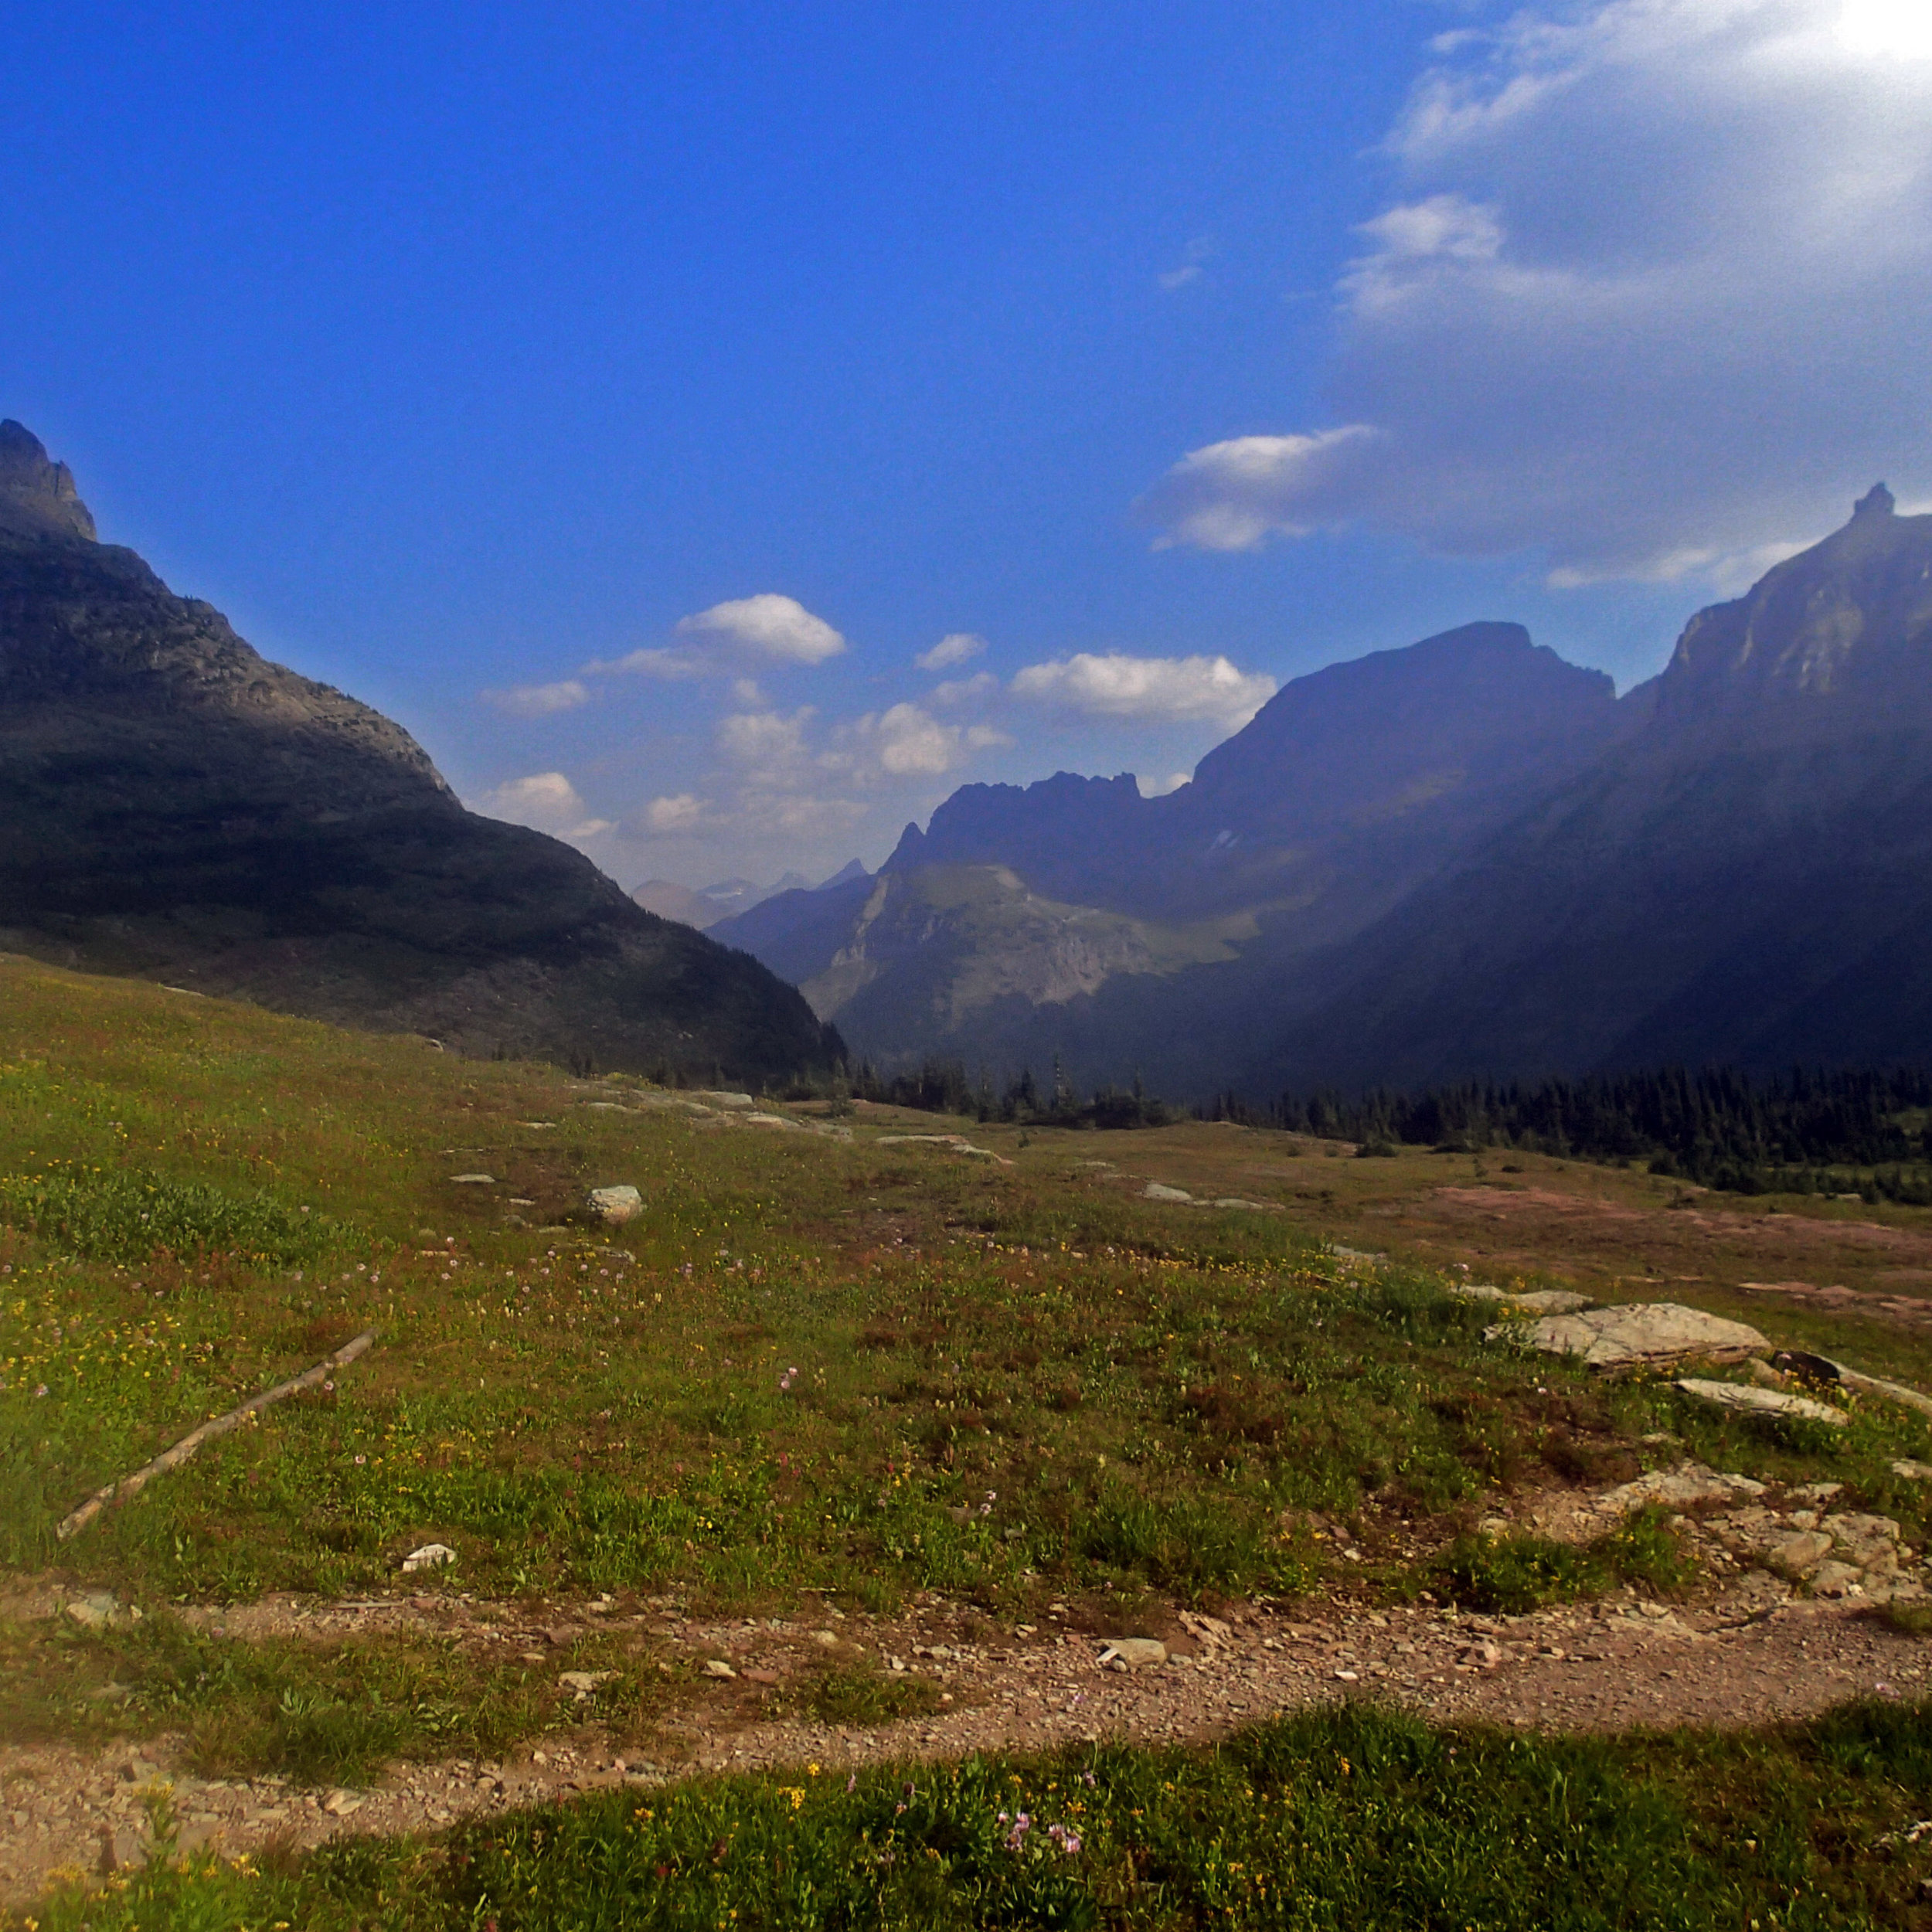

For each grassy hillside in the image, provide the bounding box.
[5,952,1932,1926]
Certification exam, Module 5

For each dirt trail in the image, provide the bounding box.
[4,1569,1927,1905]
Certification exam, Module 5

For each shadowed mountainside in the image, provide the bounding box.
[1263,485,1932,1091]
[0,421,837,1083]
[719,492,1932,1098]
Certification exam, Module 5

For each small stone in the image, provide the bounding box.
[400,1543,457,1572]
[558,1670,615,1698]
[811,1629,840,1648]
[1893,1461,1932,1482]
[743,1668,781,1685]
[321,1790,363,1817]
[588,1184,643,1224]
[448,1174,495,1185]
[1097,1637,1168,1667]
[1142,1183,1192,1202]
[702,1659,738,1679]
[65,1588,130,1629]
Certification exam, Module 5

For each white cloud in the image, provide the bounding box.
[1140,771,1194,798]
[915,631,987,672]
[872,703,960,776]
[1139,0,1932,583]
[1158,234,1216,290]
[676,593,846,664]
[1138,428,1383,552]
[479,679,589,717]
[473,772,613,840]
[1010,653,1277,729]
[964,723,1015,750]
[717,708,815,770]
[929,670,999,706]
[581,647,706,679]
[642,793,705,832]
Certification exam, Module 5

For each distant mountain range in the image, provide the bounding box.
[631,860,866,931]
[715,485,1932,1097]
[0,422,838,1084]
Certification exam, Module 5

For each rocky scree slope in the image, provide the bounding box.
[0,422,835,1083]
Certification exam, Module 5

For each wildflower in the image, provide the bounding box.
[34,1384,46,1397]
[845,1774,856,1793]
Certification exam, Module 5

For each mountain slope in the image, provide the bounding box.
[725,621,1627,1083]
[0,422,836,1083]
[1260,487,1932,1090]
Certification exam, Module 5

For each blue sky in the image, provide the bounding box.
[6,1,1929,886]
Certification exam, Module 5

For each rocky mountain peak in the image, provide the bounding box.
[1658,485,1932,721]
[0,420,97,541]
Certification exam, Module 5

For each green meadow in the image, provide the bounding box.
[4,954,1932,1927]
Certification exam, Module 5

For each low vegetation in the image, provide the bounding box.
[16,1699,1932,1930]
[5,956,1932,1927]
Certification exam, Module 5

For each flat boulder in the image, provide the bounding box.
[1503,1302,1767,1372]
[1674,1378,1846,1426]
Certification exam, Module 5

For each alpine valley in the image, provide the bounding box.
[714,486,1932,1099]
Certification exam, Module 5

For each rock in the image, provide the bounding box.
[702,1659,738,1679]
[1509,1304,1768,1371]
[1594,1461,1766,1514]
[696,1090,757,1110]
[1763,1530,1835,1578]
[1743,1357,1790,1388]
[1142,1183,1192,1202]
[1097,1637,1168,1667]
[811,1629,840,1648]
[65,1588,135,1629]
[558,1670,614,1699]
[1511,1290,1596,1314]
[1453,1284,1509,1302]
[1811,1561,1865,1598]
[1893,1460,1932,1482]
[401,1543,457,1572]
[1777,1352,1932,1420]
[321,1790,363,1817]
[449,1173,495,1185]
[1673,1379,1847,1427]
[588,1185,643,1225]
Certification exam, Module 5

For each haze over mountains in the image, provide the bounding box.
[0,423,837,1084]
[715,487,1932,1099]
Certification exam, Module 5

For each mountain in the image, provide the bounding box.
[722,621,1627,1086]
[1260,484,1932,1090]
[720,496,1932,1098]
[0,422,837,1083]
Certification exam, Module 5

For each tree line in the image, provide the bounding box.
[1197,1065,1932,1201]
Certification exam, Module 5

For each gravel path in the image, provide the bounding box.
[4,1577,1926,1904]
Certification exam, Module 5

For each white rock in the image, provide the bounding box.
[401,1543,457,1572]
[1097,1637,1168,1667]
[1507,1303,1768,1372]
[559,1670,615,1698]
[449,1173,495,1185]
[1893,1460,1932,1482]
[702,1659,738,1679]
[696,1090,757,1110]
[1142,1183,1192,1203]
[1673,1379,1847,1427]
[1594,1460,1766,1514]
[588,1184,643,1224]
